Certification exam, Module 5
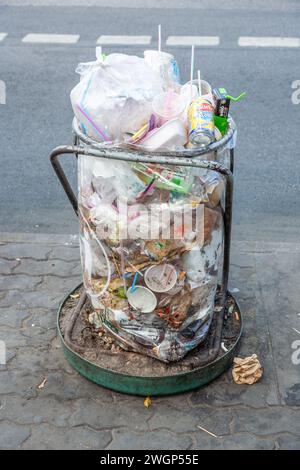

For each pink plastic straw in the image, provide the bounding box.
[163,88,174,117]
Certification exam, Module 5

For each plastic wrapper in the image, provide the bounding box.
[78,145,230,362]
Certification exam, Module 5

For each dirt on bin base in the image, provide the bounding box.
[59,285,241,377]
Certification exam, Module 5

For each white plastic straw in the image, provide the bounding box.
[158,24,161,54]
[197,69,202,96]
[119,239,127,294]
[190,45,195,101]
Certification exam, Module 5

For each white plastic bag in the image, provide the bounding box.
[70,52,163,142]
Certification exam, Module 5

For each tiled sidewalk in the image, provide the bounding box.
[0,233,299,450]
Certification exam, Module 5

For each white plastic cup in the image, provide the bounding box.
[152,90,186,125]
[185,79,213,103]
[127,286,157,313]
[144,50,180,90]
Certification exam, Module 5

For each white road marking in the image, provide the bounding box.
[238,36,300,47]
[22,34,80,44]
[166,36,220,46]
[97,35,152,45]
[8,34,300,49]
[0,80,6,105]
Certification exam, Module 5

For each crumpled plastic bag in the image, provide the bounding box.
[232,354,263,384]
[70,51,163,142]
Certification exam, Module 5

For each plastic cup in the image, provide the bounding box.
[152,90,186,125]
[127,286,157,313]
[145,264,178,293]
[184,79,213,103]
[144,50,180,90]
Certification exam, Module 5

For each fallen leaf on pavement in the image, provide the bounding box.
[144,396,152,408]
[232,354,263,385]
[70,294,80,299]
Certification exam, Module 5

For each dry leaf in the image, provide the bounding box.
[37,378,47,390]
[232,354,263,385]
[144,396,152,408]
[70,294,80,299]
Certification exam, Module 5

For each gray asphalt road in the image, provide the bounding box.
[0,1,300,241]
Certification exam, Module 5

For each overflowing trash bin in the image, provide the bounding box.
[51,42,239,367]
[76,133,234,362]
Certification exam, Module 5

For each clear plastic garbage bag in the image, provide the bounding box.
[77,138,233,362]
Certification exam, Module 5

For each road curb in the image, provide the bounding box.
[1,232,300,254]
[0,232,79,245]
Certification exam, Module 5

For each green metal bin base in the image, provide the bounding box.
[57,285,243,396]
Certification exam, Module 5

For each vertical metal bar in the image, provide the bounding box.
[49,146,79,216]
[208,170,233,358]
[230,148,234,174]
[221,172,233,305]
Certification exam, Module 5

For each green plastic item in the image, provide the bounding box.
[214,115,228,136]
[213,90,246,135]
[226,91,246,102]
[132,163,192,195]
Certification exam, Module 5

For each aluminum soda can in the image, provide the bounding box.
[188,98,215,146]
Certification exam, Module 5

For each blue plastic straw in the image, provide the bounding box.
[130,272,139,293]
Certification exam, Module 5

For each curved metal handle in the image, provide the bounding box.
[49,145,80,216]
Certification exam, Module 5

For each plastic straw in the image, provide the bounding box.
[119,239,127,294]
[137,178,156,200]
[165,265,175,287]
[163,88,174,117]
[159,263,168,281]
[130,272,139,292]
[197,69,202,96]
[158,24,161,54]
[190,45,195,101]
[226,91,246,102]
[127,260,144,277]
[76,103,111,142]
